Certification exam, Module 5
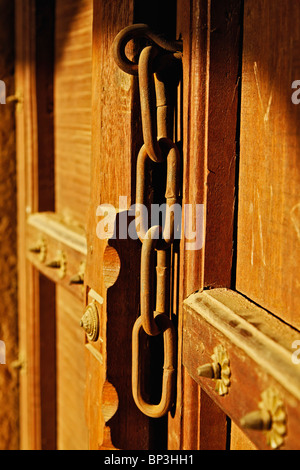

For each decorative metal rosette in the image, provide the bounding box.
[259,388,287,450]
[211,345,231,396]
[80,301,100,342]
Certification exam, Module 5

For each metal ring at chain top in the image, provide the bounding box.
[113,24,182,419]
[112,23,182,76]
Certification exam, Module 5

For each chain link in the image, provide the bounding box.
[112,23,182,76]
[113,24,182,418]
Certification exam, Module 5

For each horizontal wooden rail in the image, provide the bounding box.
[26,212,87,300]
[183,289,300,450]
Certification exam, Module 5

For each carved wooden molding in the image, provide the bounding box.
[26,212,87,299]
[183,289,300,450]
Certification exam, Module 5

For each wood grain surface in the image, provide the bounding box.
[169,0,243,450]
[54,0,93,450]
[85,0,181,450]
[237,0,300,329]
[56,286,89,450]
[183,289,300,450]
[55,0,93,228]
[0,0,19,450]
[16,0,57,449]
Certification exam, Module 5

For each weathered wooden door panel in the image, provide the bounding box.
[85,0,143,450]
[54,0,93,449]
[56,286,89,449]
[16,0,92,450]
[16,0,300,451]
[179,0,300,451]
[168,0,243,450]
[183,289,300,450]
[84,0,179,450]
[237,0,300,330]
[55,0,93,226]
[16,0,56,449]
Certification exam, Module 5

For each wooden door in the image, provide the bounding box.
[16,0,176,451]
[16,0,92,450]
[16,0,300,450]
[172,0,300,451]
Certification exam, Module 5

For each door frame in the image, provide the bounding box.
[168,0,243,450]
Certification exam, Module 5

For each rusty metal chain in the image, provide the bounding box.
[113,24,182,418]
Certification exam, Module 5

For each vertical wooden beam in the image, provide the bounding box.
[85,0,148,450]
[35,0,55,213]
[204,0,243,289]
[85,0,179,450]
[16,0,40,449]
[170,0,242,450]
[0,0,19,451]
[15,0,56,449]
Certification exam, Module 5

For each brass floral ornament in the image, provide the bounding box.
[46,250,66,279]
[260,388,287,449]
[80,301,100,342]
[29,237,47,263]
[241,388,287,450]
[70,261,86,286]
[212,345,231,396]
[197,344,231,396]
